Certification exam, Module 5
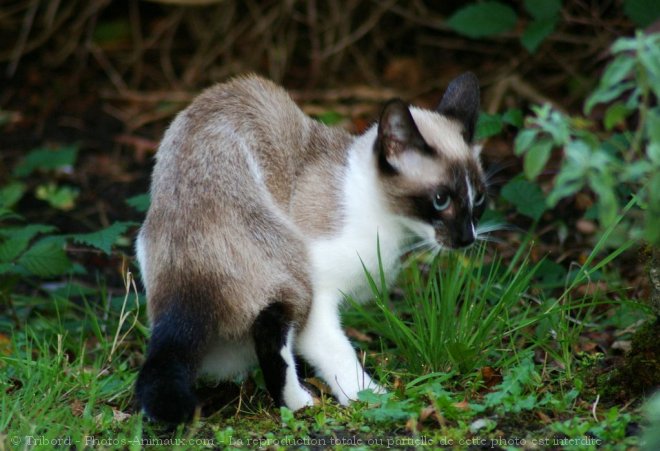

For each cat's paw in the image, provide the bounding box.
[284,385,315,411]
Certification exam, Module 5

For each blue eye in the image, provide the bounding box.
[474,193,485,206]
[433,192,451,211]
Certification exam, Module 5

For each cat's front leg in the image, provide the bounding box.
[296,293,385,404]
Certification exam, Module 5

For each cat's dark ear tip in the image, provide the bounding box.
[457,71,479,82]
[380,98,408,116]
[448,72,480,94]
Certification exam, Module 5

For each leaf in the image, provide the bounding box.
[623,0,660,28]
[521,17,557,53]
[588,173,618,227]
[17,239,72,277]
[447,2,517,39]
[523,138,553,179]
[316,110,344,125]
[523,0,561,20]
[13,145,78,178]
[601,55,636,90]
[536,259,568,287]
[93,19,131,44]
[73,222,136,254]
[644,173,660,245]
[514,129,539,156]
[0,182,26,209]
[35,184,79,211]
[648,143,660,165]
[475,112,503,140]
[126,193,150,213]
[502,108,524,127]
[604,103,632,130]
[585,81,634,115]
[501,179,547,221]
[0,224,57,262]
[646,108,660,144]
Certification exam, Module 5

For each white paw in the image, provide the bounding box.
[284,385,314,411]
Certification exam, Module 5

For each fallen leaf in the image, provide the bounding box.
[405,416,419,433]
[453,400,470,411]
[481,366,502,387]
[71,399,84,417]
[612,340,632,352]
[0,334,11,356]
[305,377,331,396]
[345,327,372,343]
[576,219,597,234]
[112,408,131,422]
[419,405,436,422]
[536,410,552,424]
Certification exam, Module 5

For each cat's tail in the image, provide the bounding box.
[136,304,211,424]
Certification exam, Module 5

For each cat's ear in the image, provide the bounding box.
[377,99,427,171]
[437,72,480,143]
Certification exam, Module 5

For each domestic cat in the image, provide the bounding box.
[135,72,486,423]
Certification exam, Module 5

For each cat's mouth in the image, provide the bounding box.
[434,224,476,250]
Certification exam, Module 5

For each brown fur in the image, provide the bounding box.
[139,75,352,339]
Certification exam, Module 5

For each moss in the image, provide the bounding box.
[598,319,660,400]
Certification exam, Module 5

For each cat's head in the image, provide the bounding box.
[375,72,487,250]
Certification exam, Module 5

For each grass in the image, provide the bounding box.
[0,188,652,451]
[1,224,654,450]
[348,241,542,375]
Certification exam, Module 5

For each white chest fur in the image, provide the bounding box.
[308,128,407,302]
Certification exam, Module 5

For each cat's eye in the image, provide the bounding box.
[474,193,485,206]
[433,192,451,211]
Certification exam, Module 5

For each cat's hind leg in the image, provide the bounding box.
[136,304,212,424]
[252,302,314,410]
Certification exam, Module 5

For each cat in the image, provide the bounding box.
[135,72,487,423]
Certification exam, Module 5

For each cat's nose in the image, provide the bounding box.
[456,225,475,248]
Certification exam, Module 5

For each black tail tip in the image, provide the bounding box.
[136,364,198,424]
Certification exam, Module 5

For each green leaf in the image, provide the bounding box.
[73,221,137,254]
[585,81,634,115]
[588,173,618,227]
[0,224,57,262]
[601,55,635,90]
[35,183,79,211]
[316,110,344,125]
[622,160,652,181]
[126,193,151,213]
[535,260,567,287]
[523,138,553,179]
[502,108,524,127]
[17,239,72,277]
[644,173,660,245]
[13,145,78,178]
[501,179,547,221]
[646,108,660,144]
[604,103,632,130]
[521,17,557,53]
[623,0,660,28]
[475,112,503,140]
[514,129,539,156]
[93,19,131,44]
[447,2,517,38]
[0,182,26,209]
[524,0,561,20]
[648,143,660,165]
